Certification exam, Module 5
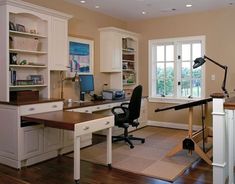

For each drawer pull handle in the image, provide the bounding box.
[29,107,35,111]
[85,110,89,112]
[96,107,100,109]
[83,126,90,130]
[105,121,110,125]
[52,105,58,108]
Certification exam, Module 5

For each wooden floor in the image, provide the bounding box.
[0,135,213,184]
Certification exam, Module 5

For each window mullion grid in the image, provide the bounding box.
[164,45,166,96]
[176,42,181,98]
[190,43,193,97]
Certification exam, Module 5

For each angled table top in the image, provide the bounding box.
[155,97,212,112]
[21,111,112,131]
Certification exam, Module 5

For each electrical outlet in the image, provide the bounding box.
[211,74,215,81]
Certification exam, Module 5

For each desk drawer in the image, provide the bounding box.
[20,102,63,116]
[74,116,114,136]
[72,107,93,113]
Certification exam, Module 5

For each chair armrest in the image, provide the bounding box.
[111,106,128,116]
[121,102,129,108]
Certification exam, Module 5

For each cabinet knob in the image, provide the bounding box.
[83,126,90,130]
[85,110,89,112]
[28,107,35,111]
[105,121,110,125]
[52,105,58,108]
[96,107,100,109]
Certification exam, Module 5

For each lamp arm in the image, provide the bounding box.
[222,66,229,97]
[204,55,227,69]
[204,55,229,97]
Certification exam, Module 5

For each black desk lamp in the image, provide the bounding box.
[193,55,229,97]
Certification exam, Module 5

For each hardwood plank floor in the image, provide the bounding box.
[0,135,213,184]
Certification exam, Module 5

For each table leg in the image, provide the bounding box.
[188,107,193,138]
[74,135,80,183]
[107,127,112,168]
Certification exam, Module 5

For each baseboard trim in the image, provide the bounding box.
[147,120,204,131]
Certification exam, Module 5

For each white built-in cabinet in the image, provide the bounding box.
[0,100,93,169]
[99,27,139,94]
[0,0,72,102]
[49,17,68,71]
[100,30,122,72]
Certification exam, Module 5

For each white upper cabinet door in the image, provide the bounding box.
[100,30,122,72]
[49,17,68,71]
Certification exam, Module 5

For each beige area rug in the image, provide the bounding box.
[68,126,212,182]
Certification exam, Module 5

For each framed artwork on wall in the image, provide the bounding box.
[68,36,94,76]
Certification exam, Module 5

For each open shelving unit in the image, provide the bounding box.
[7,11,49,100]
[99,27,139,97]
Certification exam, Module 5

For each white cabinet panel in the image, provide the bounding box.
[49,17,68,71]
[100,30,122,72]
[0,105,18,159]
[22,126,43,160]
[44,127,63,152]
[63,130,74,147]
[63,130,92,148]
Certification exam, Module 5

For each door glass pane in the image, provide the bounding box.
[165,78,174,96]
[156,79,164,95]
[166,63,174,78]
[181,80,191,97]
[157,46,165,61]
[156,63,164,79]
[166,45,174,61]
[192,43,202,60]
[182,44,191,61]
[192,79,201,97]
[181,62,190,78]
[192,67,202,78]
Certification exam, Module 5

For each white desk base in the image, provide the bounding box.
[73,117,113,183]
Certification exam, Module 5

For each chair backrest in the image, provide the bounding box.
[128,85,142,122]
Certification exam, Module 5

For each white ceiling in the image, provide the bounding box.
[65,0,235,21]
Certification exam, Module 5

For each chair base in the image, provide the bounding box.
[112,135,145,149]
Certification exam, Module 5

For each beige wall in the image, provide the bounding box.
[126,7,235,124]
[23,0,127,100]
[22,0,235,125]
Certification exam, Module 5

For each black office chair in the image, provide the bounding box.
[111,85,145,149]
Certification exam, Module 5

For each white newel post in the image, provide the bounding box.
[226,109,234,184]
[212,96,227,184]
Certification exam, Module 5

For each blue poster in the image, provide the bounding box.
[69,41,90,73]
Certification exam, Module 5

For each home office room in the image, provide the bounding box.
[0,0,235,183]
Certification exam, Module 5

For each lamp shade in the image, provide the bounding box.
[193,57,206,69]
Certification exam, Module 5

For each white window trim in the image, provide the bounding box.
[148,36,206,103]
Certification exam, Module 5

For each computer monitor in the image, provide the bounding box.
[79,74,94,101]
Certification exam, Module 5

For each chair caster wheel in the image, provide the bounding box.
[75,179,79,184]
[141,140,145,143]
[130,145,134,149]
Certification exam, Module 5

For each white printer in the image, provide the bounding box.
[102,89,125,100]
